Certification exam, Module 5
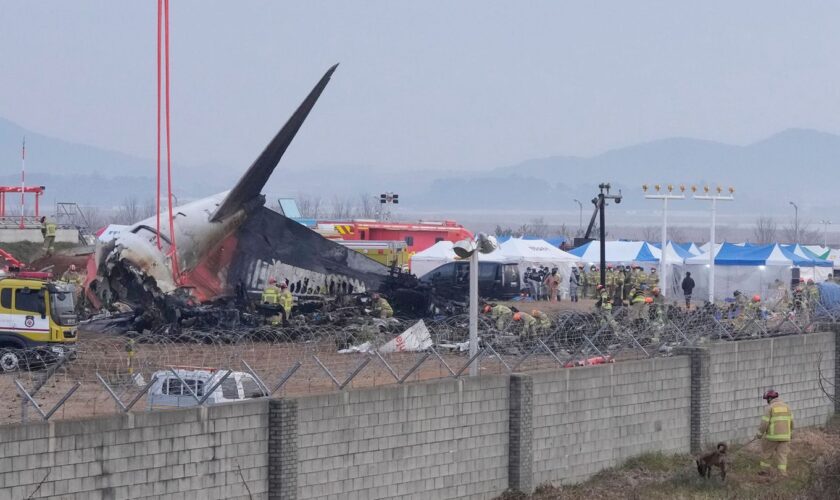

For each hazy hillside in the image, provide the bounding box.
[1,115,836,218]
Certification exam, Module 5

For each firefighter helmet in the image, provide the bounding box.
[644,297,653,304]
[483,305,491,314]
[268,277,277,284]
[752,295,761,302]
[763,389,779,401]
[513,312,522,321]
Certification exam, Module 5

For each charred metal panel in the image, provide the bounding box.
[228,207,388,293]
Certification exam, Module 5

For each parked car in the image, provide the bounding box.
[147,368,265,408]
[419,261,520,300]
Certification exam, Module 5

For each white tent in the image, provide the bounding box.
[410,241,456,278]
[803,245,840,270]
[684,243,833,302]
[410,240,517,278]
[499,238,578,297]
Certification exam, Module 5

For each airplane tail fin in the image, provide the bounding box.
[211,64,338,222]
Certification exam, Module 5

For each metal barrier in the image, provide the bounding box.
[2,299,838,425]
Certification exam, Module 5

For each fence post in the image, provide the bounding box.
[508,374,534,494]
[835,327,840,413]
[269,398,298,500]
[674,346,710,454]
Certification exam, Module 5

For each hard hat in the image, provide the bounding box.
[268,277,277,284]
[763,389,779,401]
[650,267,657,272]
[752,295,761,302]
[644,297,653,304]
[69,264,76,271]
[513,312,522,321]
[733,290,741,296]
[590,265,596,270]
[279,282,288,289]
[807,279,814,284]
[483,305,492,313]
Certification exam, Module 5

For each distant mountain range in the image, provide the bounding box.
[1,115,836,217]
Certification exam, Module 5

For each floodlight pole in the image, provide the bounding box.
[469,249,479,376]
[820,220,831,247]
[694,190,734,303]
[644,188,685,297]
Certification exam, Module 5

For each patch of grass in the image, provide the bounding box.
[0,241,77,264]
[622,451,681,472]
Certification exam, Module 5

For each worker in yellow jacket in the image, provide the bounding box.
[261,278,282,325]
[371,293,393,319]
[41,216,57,256]
[278,282,294,324]
[756,389,793,476]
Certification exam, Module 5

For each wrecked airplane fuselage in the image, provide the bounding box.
[86,64,408,317]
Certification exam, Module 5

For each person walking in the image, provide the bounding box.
[756,390,793,476]
[569,267,580,302]
[681,272,696,309]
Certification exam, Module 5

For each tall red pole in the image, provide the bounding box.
[19,137,25,229]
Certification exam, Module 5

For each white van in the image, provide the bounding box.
[147,368,265,408]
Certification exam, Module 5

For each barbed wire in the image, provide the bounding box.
[1,299,837,425]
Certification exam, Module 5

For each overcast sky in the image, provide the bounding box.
[2,1,839,172]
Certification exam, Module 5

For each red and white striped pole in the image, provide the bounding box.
[19,137,25,229]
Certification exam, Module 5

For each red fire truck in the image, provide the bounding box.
[315,219,473,253]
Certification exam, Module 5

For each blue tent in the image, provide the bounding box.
[568,241,660,262]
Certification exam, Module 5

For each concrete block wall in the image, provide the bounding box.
[530,356,692,486]
[708,332,835,444]
[292,375,510,500]
[0,400,269,500]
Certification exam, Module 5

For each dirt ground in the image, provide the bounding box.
[501,418,840,500]
[0,329,570,425]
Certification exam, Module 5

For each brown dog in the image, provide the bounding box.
[696,443,727,480]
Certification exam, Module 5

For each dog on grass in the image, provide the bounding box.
[696,443,727,480]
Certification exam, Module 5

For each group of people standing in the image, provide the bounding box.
[524,266,566,302]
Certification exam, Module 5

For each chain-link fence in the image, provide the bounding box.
[2,300,838,426]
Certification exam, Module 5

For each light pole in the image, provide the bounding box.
[453,233,499,376]
[693,186,734,302]
[820,220,831,247]
[573,199,583,234]
[789,201,799,243]
[643,184,685,297]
